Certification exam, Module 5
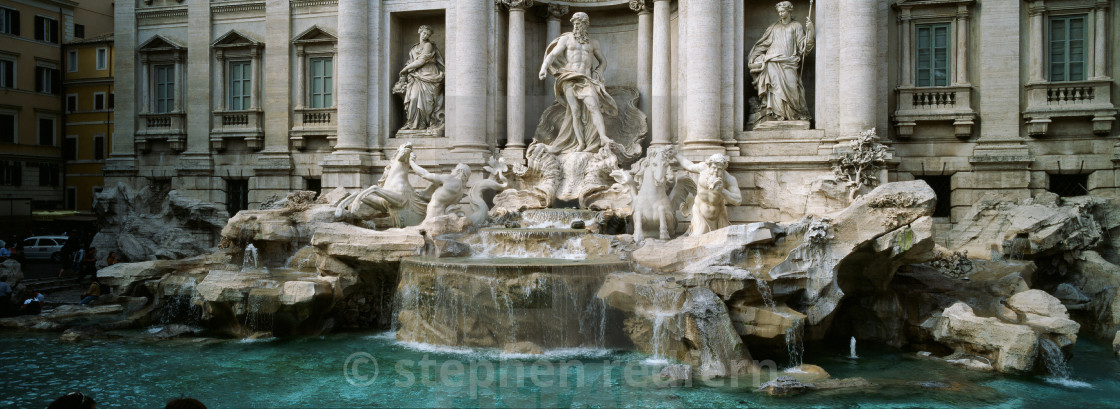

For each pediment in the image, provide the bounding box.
[138,35,185,52]
[212,30,263,48]
[292,25,337,44]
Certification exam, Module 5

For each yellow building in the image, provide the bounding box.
[0,0,111,226]
[63,33,113,211]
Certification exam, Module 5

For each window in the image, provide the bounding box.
[66,94,77,112]
[0,59,13,88]
[63,136,76,160]
[0,161,21,186]
[309,57,332,108]
[74,24,84,39]
[96,48,107,70]
[1048,173,1088,197]
[305,178,321,198]
[38,163,59,186]
[108,93,114,109]
[0,7,19,36]
[36,66,59,94]
[67,50,77,72]
[154,64,175,113]
[38,117,54,145]
[915,23,951,87]
[65,187,76,209]
[915,175,952,218]
[228,60,251,110]
[93,135,104,160]
[34,16,58,43]
[226,179,250,215]
[0,113,13,143]
[94,92,105,110]
[1048,14,1087,82]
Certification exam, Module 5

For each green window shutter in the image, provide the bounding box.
[915,23,951,87]
[229,61,251,110]
[309,57,333,108]
[1049,14,1087,82]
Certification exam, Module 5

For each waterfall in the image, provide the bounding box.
[243,292,274,334]
[1039,338,1070,379]
[849,336,859,359]
[159,295,201,326]
[755,279,776,311]
[785,319,804,369]
[243,244,260,269]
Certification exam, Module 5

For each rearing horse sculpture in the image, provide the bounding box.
[611,146,694,244]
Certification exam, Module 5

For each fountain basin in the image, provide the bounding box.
[467,228,614,259]
[519,209,600,228]
[395,256,630,350]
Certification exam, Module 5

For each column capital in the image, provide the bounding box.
[498,0,533,11]
[652,0,671,3]
[629,0,652,13]
[1094,0,1109,11]
[956,4,970,18]
[1027,1,1046,17]
[546,3,568,20]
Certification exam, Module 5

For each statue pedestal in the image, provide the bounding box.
[753,120,811,131]
[395,126,444,138]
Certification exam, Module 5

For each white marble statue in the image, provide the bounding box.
[611,146,694,244]
[538,12,619,153]
[465,156,509,226]
[411,162,471,222]
[748,1,815,123]
[336,143,427,227]
[393,25,445,134]
[676,152,742,236]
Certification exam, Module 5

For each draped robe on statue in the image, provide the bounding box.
[540,32,619,153]
[396,41,445,130]
[749,20,813,122]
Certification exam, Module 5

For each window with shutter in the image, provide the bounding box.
[1048,14,1087,82]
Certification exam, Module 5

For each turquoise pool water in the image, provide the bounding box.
[0,330,1116,408]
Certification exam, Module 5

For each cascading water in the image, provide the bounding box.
[849,336,859,359]
[159,295,201,326]
[785,319,804,369]
[243,243,260,270]
[755,278,776,311]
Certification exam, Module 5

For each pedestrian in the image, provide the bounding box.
[0,243,10,260]
[106,251,118,267]
[0,275,11,316]
[79,280,101,306]
[48,391,96,409]
[81,247,98,279]
[19,290,44,315]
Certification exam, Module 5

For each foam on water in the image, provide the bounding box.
[1043,377,1094,389]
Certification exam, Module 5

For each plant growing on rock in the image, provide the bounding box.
[833,128,890,201]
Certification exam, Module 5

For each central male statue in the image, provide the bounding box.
[538,12,619,153]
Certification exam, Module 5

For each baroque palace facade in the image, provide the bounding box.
[108,0,1118,233]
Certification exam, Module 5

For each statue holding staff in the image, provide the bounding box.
[748,1,815,124]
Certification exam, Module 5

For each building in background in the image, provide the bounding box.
[62,33,113,212]
[0,0,111,238]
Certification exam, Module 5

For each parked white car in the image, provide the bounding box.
[22,236,69,262]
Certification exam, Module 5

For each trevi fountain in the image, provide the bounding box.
[3,1,1120,407]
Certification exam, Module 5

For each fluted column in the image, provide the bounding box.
[837,0,877,137]
[682,0,721,149]
[294,47,304,109]
[899,10,912,87]
[650,0,671,146]
[215,52,226,110]
[544,4,566,100]
[503,0,532,150]
[1028,1,1045,83]
[1092,1,1108,80]
[334,0,368,152]
[954,6,969,85]
[631,1,653,125]
[448,0,490,153]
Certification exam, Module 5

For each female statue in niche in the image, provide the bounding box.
[394,25,445,133]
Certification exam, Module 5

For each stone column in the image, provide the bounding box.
[682,0,722,151]
[294,47,304,109]
[139,55,150,113]
[544,4,566,100]
[447,0,491,153]
[650,0,671,146]
[632,1,653,123]
[366,0,383,157]
[503,0,532,151]
[954,6,969,85]
[1092,1,1108,80]
[334,0,368,153]
[1028,1,1045,83]
[104,0,136,177]
[215,51,225,111]
[899,10,912,87]
[249,49,259,110]
[837,0,877,137]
